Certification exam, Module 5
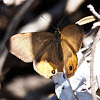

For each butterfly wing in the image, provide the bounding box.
[61,24,84,53]
[61,40,78,78]
[6,32,63,78]
[33,39,63,78]
[6,24,83,78]
[6,32,53,62]
[61,24,84,78]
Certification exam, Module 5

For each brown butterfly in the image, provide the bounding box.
[6,24,84,78]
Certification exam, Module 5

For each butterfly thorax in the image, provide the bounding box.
[53,29,61,43]
[54,28,61,35]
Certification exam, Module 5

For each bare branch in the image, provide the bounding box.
[87,4,100,19]
[90,28,100,100]
[87,4,100,100]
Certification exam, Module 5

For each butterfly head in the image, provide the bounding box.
[54,28,61,35]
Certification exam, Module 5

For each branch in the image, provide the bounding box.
[87,4,100,100]
[87,4,100,19]
[0,49,8,89]
[90,28,100,100]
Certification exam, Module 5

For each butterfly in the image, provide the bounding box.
[6,24,84,78]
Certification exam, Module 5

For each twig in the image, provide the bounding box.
[0,49,8,89]
[87,4,100,100]
[87,4,100,19]
[90,28,100,100]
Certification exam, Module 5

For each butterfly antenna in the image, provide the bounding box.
[57,12,68,29]
[41,15,56,30]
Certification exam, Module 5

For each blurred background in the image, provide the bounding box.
[0,0,99,100]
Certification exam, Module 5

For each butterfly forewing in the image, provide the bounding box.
[61,24,84,53]
[6,32,53,62]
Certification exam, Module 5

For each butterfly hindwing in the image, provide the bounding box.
[33,38,63,78]
[61,39,77,78]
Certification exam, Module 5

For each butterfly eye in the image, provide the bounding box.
[69,66,72,71]
[51,70,55,74]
